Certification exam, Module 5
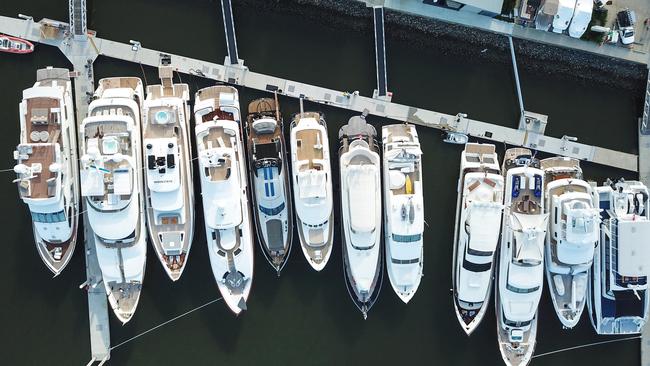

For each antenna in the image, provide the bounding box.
[274,91,280,122]
[299,97,304,117]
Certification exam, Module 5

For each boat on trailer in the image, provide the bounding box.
[13,67,79,275]
[588,179,650,335]
[383,124,425,304]
[289,109,334,271]
[495,148,547,366]
[142,65,195,281]
[339,114,383,319]
[0,34,34,54]
[541,157,599,328]
[452,143,504,335]
[246,96,293,275]
[80,77,147,324]
[194,85,254,314]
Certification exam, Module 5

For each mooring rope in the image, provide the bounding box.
[532,335,641,359]
[110,296,223,351]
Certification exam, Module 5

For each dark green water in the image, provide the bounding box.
[0,1,643,365]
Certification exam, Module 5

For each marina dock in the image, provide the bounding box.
[639,39,650,363]
[1,1,649,362]
[0,15,639,172]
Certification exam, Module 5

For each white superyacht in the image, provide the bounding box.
[541,157,599,328]
[495,148,547,366]
[13,67,79,275]
[339,114,383,318]
[79,77,147,324]
[289,110,334,271]
[588,179,649,335]
[452,143,504,335]
[142,66,195,281]
[383,124,425,303]
[246,97,293,275]
[194,86,254,314]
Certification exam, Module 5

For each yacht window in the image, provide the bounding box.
[503,315,531,328]
[391,258,419,264]
[506,283,539,294]
[392,233,422,243]
[259,202,285,216]
[462,257,491,272]
[32,210,66,223]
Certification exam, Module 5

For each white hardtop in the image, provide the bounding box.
[617,220,650,278]
[348,165,377,234]
[22,85,64,101]
[197,121,243,230]
[466,202,503,252]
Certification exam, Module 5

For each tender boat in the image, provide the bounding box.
[541,157,599,328]
[13,67,79,275]
[495,148,547,366]
[339,114,383,318]
[79,77,147,324]
[246,97,293,275]
[194,85,254,314]
[289,110,334,271]
[443,131,468,145]
[588,179,649,335]
[142,66,195,281]
[383,124,425,303]
[1,34,34,54]
[452,143,504,335]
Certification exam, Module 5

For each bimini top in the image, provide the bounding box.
[347,163,378,237]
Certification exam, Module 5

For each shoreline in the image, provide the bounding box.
[235,0,648,92]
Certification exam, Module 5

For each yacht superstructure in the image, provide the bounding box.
[452,143,504,335]
[495,148,547,366]
[246,97,293,275]
[339,114,383,318]
[194,86,254,314]
[383,124,425,304]
[142,66,195,281]
[588,179,649,334]
[13,67,79,274]
[289,111,334,271]
[79,77,147,324]
[541,157,599,328]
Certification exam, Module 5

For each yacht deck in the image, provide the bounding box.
[295,129,324,167]
[18,144,56,199]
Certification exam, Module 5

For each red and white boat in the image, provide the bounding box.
[1,34,34,54]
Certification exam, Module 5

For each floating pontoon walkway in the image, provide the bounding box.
[220,0,239,66]
[373,6,388,97]
[0,15,637,171]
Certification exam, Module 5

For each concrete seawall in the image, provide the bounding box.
[237,0,648,91]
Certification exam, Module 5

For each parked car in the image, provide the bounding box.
[617,8,636,45]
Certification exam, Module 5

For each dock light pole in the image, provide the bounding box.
[18,14,33,21]
[129,40,141,52]
[561,135,578,152]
